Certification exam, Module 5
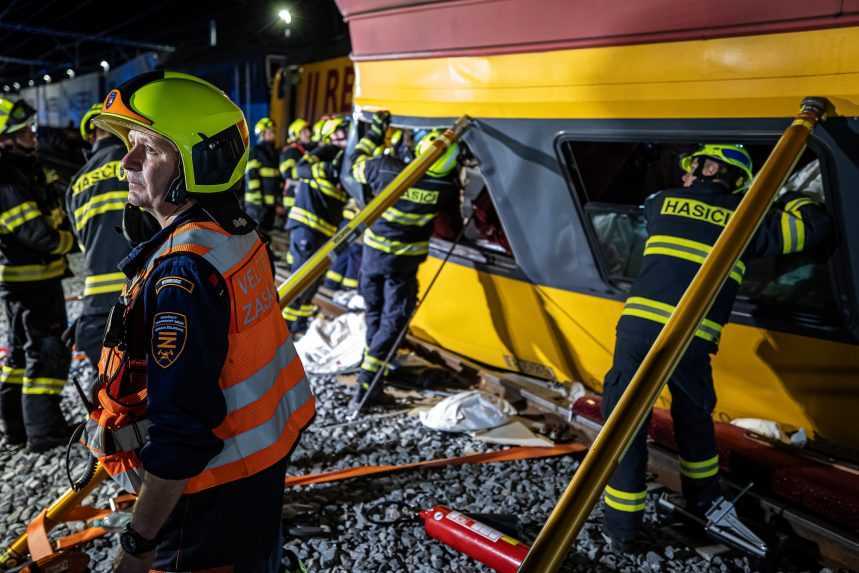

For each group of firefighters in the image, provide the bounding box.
[0,70,831,571]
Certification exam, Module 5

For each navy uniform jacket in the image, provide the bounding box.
[617,180,831,353]
[0,152,74,285]
[244,141,283,208]
[278,142,314,212]
[286,144,346,238]
[65,136,133,314]
[351,130,460,275]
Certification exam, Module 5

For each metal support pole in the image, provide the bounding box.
[277,115,471,306]
[518,97,830,573]
[0,464,109,569]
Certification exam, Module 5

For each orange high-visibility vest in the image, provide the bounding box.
[87,219,315,494]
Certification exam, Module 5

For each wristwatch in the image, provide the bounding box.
[119,523,158,556]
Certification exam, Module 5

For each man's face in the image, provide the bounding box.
[122,128,180,211]
[263,128,276,143]
[13,125,38,152]
[299,127,311,144]
[682,158,720,188]
[330,128,347,149]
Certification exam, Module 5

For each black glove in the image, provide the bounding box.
[369,111,391,139]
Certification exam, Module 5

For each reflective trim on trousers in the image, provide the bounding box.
[363,229,429,257]
[360,351,388,374]
[621,296,722,343]
[0,366,24,384]
[604,485,647,513]
[679,454,719,479]
[22,376,65,395]
[0,258,67,282]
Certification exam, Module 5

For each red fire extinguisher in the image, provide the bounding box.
[420,505,530,573]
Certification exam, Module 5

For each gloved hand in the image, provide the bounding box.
[369,111,391,139]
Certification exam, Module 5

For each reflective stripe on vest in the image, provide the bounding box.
[621,296,722,343]
[643,235,746,284]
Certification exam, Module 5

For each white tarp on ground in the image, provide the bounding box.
[419,390,517,432]
[294,312,366,374]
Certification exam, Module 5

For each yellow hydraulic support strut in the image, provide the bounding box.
[278,115,472,305]
[0,114,472,569]
[518,97,830,573]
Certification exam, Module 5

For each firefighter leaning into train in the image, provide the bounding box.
[348,111,461,409]
[79,71,313,572]
[243,117,284,232]
[282,116,350,334]
[65,103,157,374]
[0,97,74,452]
[601,144,831,551]
[278,118,315,224]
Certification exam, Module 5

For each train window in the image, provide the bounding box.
[560,140,840,333]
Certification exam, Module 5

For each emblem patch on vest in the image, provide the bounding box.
[151,312,188,368]
[154,276,195,295]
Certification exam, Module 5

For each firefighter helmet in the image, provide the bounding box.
[321,116,347,141]
[288,118,309,141]
[311,117,329,142]
[415,130,459,178]
[0,97,36,137]
[254,117,274,136]
[94,70,249,195]
[680,144,754,191]
[79,103,103,141]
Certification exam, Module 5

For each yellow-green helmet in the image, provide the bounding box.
[79,103,103,141]
[311,118,327,142]
[321,116,347,141]
[288,118,308,140]
[94,70,249,195]
[254,117,274,136]
[680,144,754,190]
[0,97,36,137]
[416,130,459,178]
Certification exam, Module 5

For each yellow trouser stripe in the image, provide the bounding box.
[0,201,41,234]
[247,179,261,191]
[364,229,429,256]
[288,207,337,237]
[0,366,25,384]
[644,235,745,284]
[604,485,647,512]
[622,296,722,342]
[0,259,67,283]
[23,376,65,395]
[326,270,344,283]
[679,455,720,479]
[342,277,358,288]
[73,191,127,231]
[360,352,388,373]
[246,159,261,170]
[259,167,279,178]
[84,272,127,296]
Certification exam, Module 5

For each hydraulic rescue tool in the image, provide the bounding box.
[0,114,473,570]
[518,96,832,573]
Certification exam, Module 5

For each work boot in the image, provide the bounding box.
[348,382,391,412]
[602,531,651,555]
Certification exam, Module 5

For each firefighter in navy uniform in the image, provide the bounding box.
[349,112,461,408]
[279,118,314,224]
[65,103,157,370]
[282,116,349,334]
[0,97,74,451]
[244,117,283,232]
[601,144,831,551]
[92,71,314,572]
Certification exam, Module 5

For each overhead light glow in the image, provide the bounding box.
[66,68,75,78]
[13,82,20,90]
[2,85,9,93]
[28,79,34,87]
[278,8,292,24]
[100,60,110,72]
[42,74,51,83]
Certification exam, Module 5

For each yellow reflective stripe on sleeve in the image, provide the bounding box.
[326,270,344,284]
[246,159,261,170]
[342,277,358,289]
[604,485,646,512]
[83,272,127,296]
[280,159,297,175]
[381,207,436,227]
[0,366,25,384]
[247,179,261,191]
[0,201,41,234]
[644,235,745,284]
[282,303,316,321]
[353,156,369,184]
[50,230,74,255]
[309,179,347,202]
[259,167,280,178]
[245,191,262,204]
[283,196,295,208]
[680,455,720,479]
[73,191,128,231]
[0,259,67,283]
[22,376,65,395]
[355,137,377,155]
[263,195,275,206]
[72,161,125,195]
[780,198,815,254]
[621,296,722,343]
[363,229,429,257]
[288,207,337,237]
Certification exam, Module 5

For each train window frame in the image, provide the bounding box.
[553,127,848,342]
